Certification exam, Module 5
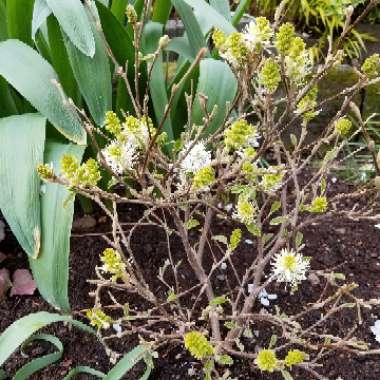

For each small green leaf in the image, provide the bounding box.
[270,200,281,214]
[270,216,288,226]
[295,231,304,249]
[216,354,234,366]
[212,235,228,245]
[185,218,200,230]
[247,223,261,237]
[209,295,227,306]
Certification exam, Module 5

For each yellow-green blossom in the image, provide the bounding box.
[235,195,256,225]
[284,349,306,368]
[362,54,380,79]
[184,331,214,360]
[255,349,278,372]
[100,248,126,281]
[288,37,306,59]
[261,167,284,193]
[224,120,259,150]
[105,111,122,136]
[86,308,112,330]
[76,159,101,187]
[275,23,296,55]
[212,28,226,49]
[308,196,328,213]
[126,4,137,24]
[37,163,54,180]
[61,154,79,183]
[245,17,273,51]
[335,117,352,137]
[296,86,318,122]
[222,32,249,67]
[259,58,281,93]
[192,166,215,190]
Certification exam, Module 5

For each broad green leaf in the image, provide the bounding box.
[152,0,172,24]
[166,37,194,61]
[13,334,63,380]
[0,312,94,367]
[47,16,80,104]
[0,77,18,116]
[95,0,134,69]
[0,40,86,144]
[104,345,152,380]
[32,0,52,40]
[6,0,34,46]
[183,0,235,35]
[192,58,237,135]
[0,114,45,258]
[0,0,7,41]
[171,0,206,58]
[232,0,253,26]
[142,22,173,140]
[110,0,128,23]
[29,140,85,312]
[45,0,95,57]
[209,0,231,21]
[64,12,112,126]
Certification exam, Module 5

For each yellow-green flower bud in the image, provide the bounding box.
[284,349,306,368]
[184,331,214,360]
[76,159,101,187]
[224,120,258,150]
[261,168,284,193]
[86,308,112,330]
[275,22,296,55]
[126,4,138,24]
[105,111,122,136]
[296,86,318,122]
[259,58,281,93]
[255,349,278,372]
[212,28,226,49]
[335,117,352,138]
[308,196,328,213]
[288,36,306,59]
[362,54,380,79]
[61,154,79,182]
[192,166,215,189]
[37,164,54,180]
[236,195,256,225]
[224,32,249,67]
[100,248,126,281]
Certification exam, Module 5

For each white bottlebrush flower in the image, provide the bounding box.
[370,320,380,343]
[375,224,380,230]
[243,20,273,51]
[103,140,138,175]
[179,141,211,174]
[271,248,310,287]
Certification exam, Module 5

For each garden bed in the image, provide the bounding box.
[1,178,380,380]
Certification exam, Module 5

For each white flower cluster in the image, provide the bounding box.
[271,248,309,287]
[103,140,137,175]
[102,118,151,175]
[179,141,211,174]
[244,20,273,51]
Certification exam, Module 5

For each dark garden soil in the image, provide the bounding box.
[1,179,380,379]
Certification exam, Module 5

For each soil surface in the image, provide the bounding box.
[1,180,380,379]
